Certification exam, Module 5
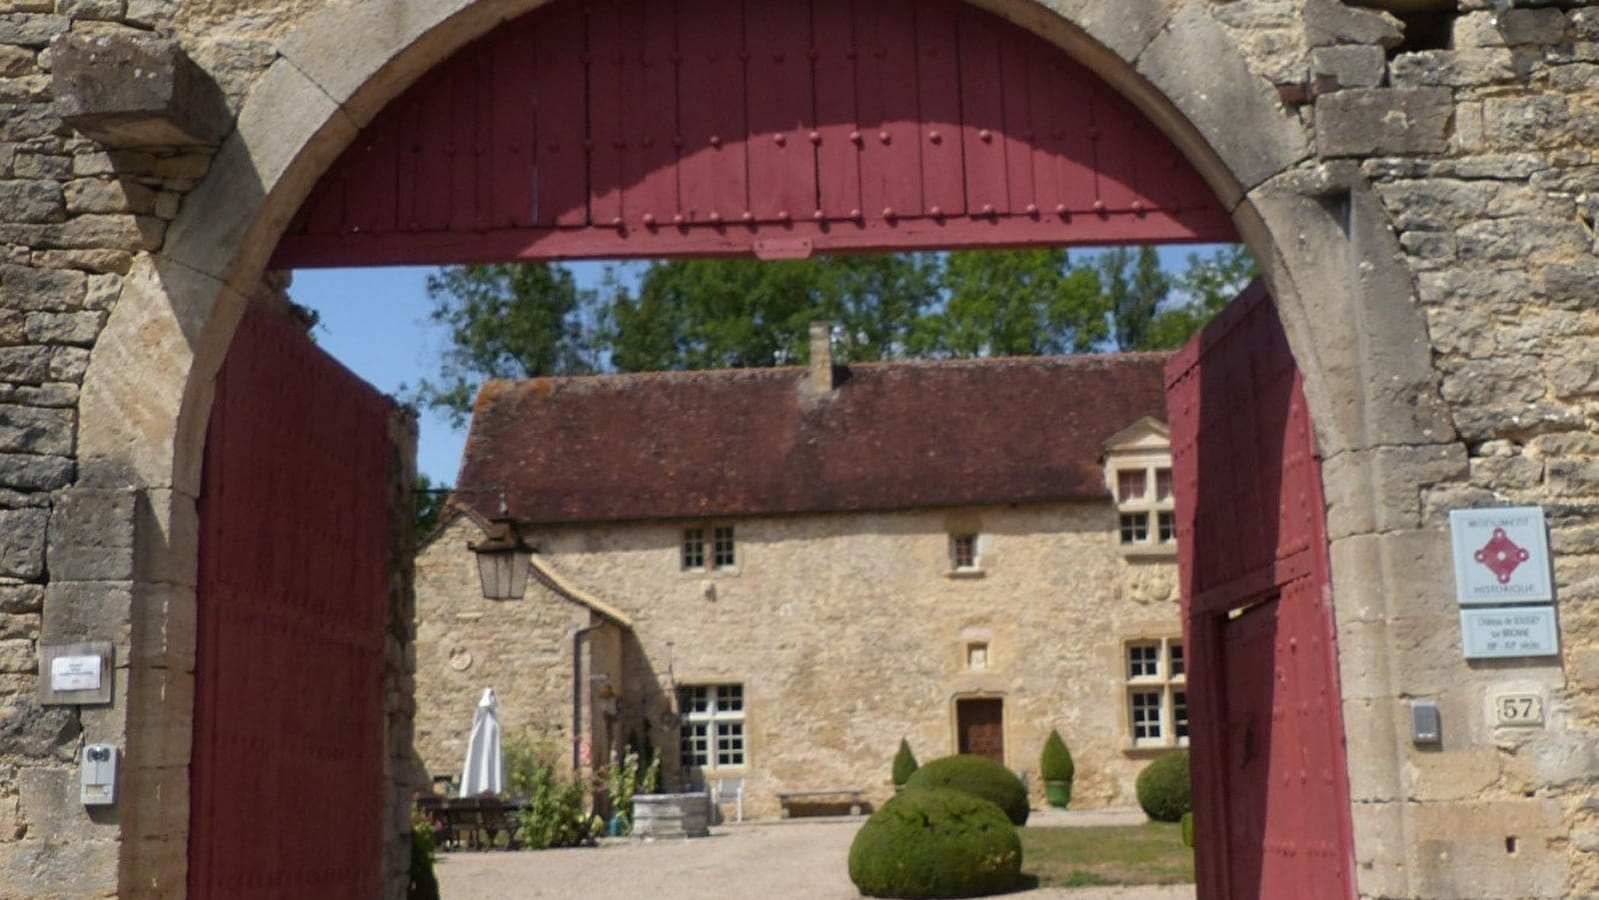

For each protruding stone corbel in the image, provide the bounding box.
[51,28,231,148]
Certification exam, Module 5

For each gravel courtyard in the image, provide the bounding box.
[434,811,1196,900]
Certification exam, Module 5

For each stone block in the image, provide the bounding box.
[122,667,191,768]
[1338,698,1402,801]
[1390,49,1519,88]
[51,27,231,148]
[16,766,79,843]
[1316,88,1453,157]
[1494,8,1570,47]
[0,263,88,311]
[0,453,74,491]
[42,580,132,645]
[62,177,157,215]
[1056,0,1179,65]
[25,310,105,346]
[0,505,46,579]
[1309,45,1387,88]
[129,582,194,671]
[48,346,90,383]
[58,0,126,21]
[0,638,32,672]
[1405,747,1503,802]
[1136,4,1307,197]
[1458,217,1590,262]
[0,12,67,48]
[0,45,34,77]
[1304,0,1403,48]
[134,488,198,589]
[1484,95,1571,149]
[0,583,43,613]
[1322,443,1468,538]
[0,692,79,759]
[119,764,186,839]
[0,347,52,383]
[1329,530,1454,624]
[1376,179,1495,231]
[0,179,63,223]
[0,835,118,898]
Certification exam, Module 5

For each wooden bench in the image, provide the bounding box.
[776,788,865,818]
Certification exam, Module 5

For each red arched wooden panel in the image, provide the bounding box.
[273,0,1235,268]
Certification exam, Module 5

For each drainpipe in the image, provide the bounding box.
[572,623,601,772]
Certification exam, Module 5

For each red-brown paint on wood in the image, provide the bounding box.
[1165,282,1356,900]
[955,5,1007,217]
[274,0,1236,268]
[190,306,393,899]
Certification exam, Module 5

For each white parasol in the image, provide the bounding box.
[459,687,504,797]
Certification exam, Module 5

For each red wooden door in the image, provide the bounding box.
[1165,282,1356,900]
[957,698,1005,764]
[189,306,395,898]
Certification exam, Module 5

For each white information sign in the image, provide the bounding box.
[1449,506,1552,605]
[1460,606,1560,659]
[50,655,103,692]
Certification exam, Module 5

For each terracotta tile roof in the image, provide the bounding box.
[455,352,1170,524]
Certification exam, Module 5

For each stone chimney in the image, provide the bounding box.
[808,321,835,393]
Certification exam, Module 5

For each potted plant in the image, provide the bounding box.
[1040,729,1074,808]
[892,738,919,792]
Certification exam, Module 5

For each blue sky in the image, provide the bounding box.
[288,246,1229,484]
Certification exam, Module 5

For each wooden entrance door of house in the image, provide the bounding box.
[1165,282,1356,900]
[956,697,1005,764]
[189,306,397,897]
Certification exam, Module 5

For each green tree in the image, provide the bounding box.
[1139,245,1257,350]
[920,249,1107,357]
[405,246,1253,423]
[1101,246,1171,352]
[410,263,601,427]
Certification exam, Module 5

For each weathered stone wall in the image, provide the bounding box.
[0,0,1596,896]
[415,502,1184,820]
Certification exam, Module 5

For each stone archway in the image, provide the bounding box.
[68,0,1458,896]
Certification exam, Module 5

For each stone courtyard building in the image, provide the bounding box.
[5,0,1599,896]
[414,348,1187,819]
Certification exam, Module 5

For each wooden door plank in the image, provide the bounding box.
[588,0,626,227]
[746,0,817,222]
[812,0,860,221]
[916,0,962,217]
[854,0,920,221]
[490,22,538,229]
[1091,84,1141,214]
[619,0,680,228]
[533,6,590,226]
[955,5,1006,218]
[1028,53,1096,218]
[1001,34,1039,217]
[676,0,748,224]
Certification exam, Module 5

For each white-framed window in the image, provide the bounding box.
[679,684,746,770]
[1111,464,1176,553]
[1125,638,1187,749]
[682,525,736,571]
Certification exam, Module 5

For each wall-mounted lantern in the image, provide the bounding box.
[469,517,533,600]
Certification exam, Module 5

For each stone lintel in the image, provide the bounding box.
[51,29,230,148]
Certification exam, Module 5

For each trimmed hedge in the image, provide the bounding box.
[848,787,1023,899]
[904,754,1029,826]
[1135,751,1192,823]
[1039,729,1074,783]
[893,738,920,787]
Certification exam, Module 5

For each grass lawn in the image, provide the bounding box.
[1019,822,1195,888]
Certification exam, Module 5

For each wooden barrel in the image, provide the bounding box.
[631,793,711,839]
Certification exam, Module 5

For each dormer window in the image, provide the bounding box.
[1102,416,1177,557]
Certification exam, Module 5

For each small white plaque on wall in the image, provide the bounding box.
[1459,606,1560,660]
[1449,506,1553,605]
[38,641,114,706]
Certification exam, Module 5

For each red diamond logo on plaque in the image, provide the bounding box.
[1473,527,1530,585]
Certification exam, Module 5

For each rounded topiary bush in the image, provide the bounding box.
[1135,751,1191,823]
[904,754,1029,826]
[848,787,1022,899]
